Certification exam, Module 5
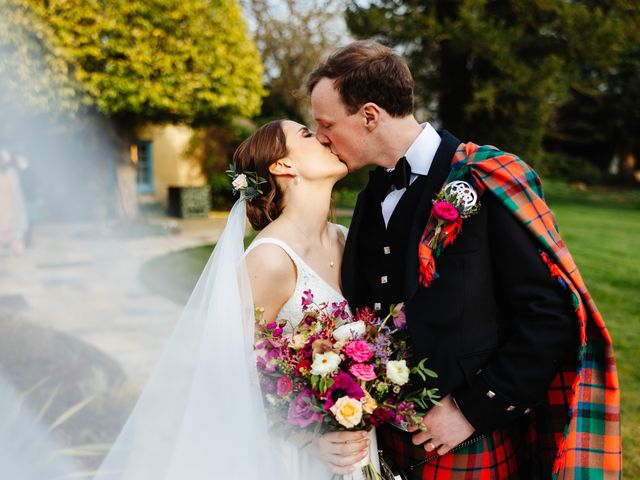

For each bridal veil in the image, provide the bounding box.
[93,199,289,479]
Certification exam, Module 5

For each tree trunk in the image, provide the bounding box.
[436,0,472,135]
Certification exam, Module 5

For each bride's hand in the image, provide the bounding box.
[308,430,370,475]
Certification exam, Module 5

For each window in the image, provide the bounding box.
[131,141,153,193]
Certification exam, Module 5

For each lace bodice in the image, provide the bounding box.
[244,225,350,329]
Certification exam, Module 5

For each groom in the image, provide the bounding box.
[306,41,621,479]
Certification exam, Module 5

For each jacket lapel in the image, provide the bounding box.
[341,174,374,306]
[404,130,461,300]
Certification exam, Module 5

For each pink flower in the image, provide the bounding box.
[432,201,459,222]
[331,300,350,320]
[349,363,377,381]
[277,375,293,397]
[261,349,280,373]
[393,309,407,330]
[301,290,314,310]
[324,372,365,410]
[344,340,373,363]
[267,349,280,361]
[370,407,395,427]
[288,389,322,427]
[260,377,276,394]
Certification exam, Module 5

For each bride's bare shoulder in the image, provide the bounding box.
[245,241,295,280]
[245,238,297,322]
[244,223,298,288]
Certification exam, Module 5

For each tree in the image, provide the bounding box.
[605,41,640,181]
[0,0,266,218]
[242,0,348,124]
[17,0,265,124]
[1,0,265,122]
[240,1,373,191]
[548,1,640,181]
[0,1,84,115]
[346,0,638,179]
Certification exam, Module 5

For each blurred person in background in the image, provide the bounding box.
[0,148,29,255]
[14,153,36,247]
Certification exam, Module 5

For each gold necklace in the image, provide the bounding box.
[280,215,336,268]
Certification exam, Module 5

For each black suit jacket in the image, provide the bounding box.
[342,131,577,434]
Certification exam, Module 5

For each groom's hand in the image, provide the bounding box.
[408,395,475,457]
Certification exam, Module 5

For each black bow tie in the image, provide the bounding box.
[369,156,412,202]
[389,156,412,190]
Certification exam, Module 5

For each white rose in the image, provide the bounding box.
[310,351,341,377]
[332,321,366,342]
[386,360,410,386]
[330,396,363,429]
[232,174,248,190]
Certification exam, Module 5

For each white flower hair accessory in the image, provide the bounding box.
[226,164,267,202]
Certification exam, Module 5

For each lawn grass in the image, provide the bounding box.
[140,180,639,476]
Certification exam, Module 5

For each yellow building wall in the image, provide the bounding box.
[135,125,206,204]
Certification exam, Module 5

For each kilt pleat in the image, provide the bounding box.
[378,419,547,480]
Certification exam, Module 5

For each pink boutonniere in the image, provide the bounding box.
[418,181,481,287]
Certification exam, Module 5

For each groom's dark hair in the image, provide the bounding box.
[306,40,414,117]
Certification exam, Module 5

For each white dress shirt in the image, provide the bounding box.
[381,123,442,227]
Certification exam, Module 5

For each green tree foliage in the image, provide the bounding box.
[549,1,640,180]
[0,0,83,114]
[346,0,639,178]
[1,0,265,123]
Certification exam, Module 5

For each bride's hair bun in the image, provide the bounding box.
[233,120,288,230]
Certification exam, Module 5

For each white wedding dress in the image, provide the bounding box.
[245,230,381,480]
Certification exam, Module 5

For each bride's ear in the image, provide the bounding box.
[268,158,296,178]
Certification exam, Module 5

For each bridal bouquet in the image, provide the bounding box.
[254,291,440,477]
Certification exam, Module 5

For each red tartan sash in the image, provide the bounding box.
[417,143,622,478]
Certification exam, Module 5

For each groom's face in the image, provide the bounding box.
[311,78,371,172]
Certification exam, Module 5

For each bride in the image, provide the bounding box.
[240,120,378,478]
[93,120,380,480]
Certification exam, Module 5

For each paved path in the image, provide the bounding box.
[0,213,229,388]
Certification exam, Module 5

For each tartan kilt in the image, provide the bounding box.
[378,419,546,480]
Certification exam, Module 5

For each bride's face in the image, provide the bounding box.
[281,120,348,182]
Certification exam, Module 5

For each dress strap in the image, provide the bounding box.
[244,237,303,269]
[335,223,349,241]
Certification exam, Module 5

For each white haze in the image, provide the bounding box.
[0,24,204,479]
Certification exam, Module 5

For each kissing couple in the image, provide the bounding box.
[94,41,621,480]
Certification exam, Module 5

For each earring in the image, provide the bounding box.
[294,176,301,185]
